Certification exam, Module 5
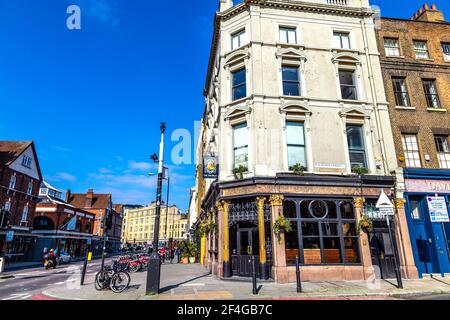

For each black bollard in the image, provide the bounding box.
[296,255,302,293]
[251,255,258,295]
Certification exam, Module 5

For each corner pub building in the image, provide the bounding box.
[194,0,418,283]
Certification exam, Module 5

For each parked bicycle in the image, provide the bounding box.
[95,260,130,293]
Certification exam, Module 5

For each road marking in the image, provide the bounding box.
[2,293,32,300]
[181,283,205,287]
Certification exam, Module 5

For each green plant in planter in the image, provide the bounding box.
[273,216,292,235]
[357,215,374,233]
[195,223,209,238]
[351,165,369,175]
[233,165,248,180]
[179,241,189,258]
[289,163,307,175]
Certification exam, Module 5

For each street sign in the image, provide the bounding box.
[6,230,14,242]
[375,190,394,216]
[426,196,450,223]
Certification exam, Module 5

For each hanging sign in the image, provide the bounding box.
[203,156,219,179]
[426,196,450,223]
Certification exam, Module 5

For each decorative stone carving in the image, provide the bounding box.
[394,198,407,209]
[353,197,365,208]
[269,195,284,207]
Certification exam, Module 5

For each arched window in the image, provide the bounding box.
[33,216,55,230]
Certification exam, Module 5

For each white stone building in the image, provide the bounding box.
[195,0,416,283]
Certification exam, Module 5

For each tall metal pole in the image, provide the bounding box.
[100,210,107,272]
[164,174,170,240]
[386,215,403,289]
[146,122,166,295]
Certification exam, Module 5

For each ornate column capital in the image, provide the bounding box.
[394,198,407,209]
[256,196,266,208]
[353,197,365,208]
[269,195,284,207]
[216,200,230,212]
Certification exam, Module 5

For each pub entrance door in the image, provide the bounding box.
[369,228,397,279]
[231,225,259,277]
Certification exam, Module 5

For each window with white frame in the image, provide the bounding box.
[402,134,421,167]
[346,125,368,169]
[231,29,246,50]
[233,122,248,169]
[435,135,450,169]
[279,27,297,44]
[384,38,400,56]
[286,121,306,169]
[21,205,29,222]
[423,79,441,109]
[339,70,358,100]
[333,32,351,49]
[27,181,33,195]
[22,155,32,168]
[392,77,410,107]
[282,66,301,96]
[231,68,246,101]
[442,43,450,61]
[9,176,16,190]
[413,41,430,59]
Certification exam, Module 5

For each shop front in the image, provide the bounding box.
[403,168,450,277]
[201,174,418,283]
[0,230,37,263]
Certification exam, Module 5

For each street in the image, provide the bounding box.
[0,257,115,300]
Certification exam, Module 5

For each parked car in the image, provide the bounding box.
[57,251,72,264]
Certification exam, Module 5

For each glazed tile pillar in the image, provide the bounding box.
[216,202,224,277]
[222,201,231,278]
[269,195,288,283]
[353,197,374,279]
[200,233,207,266]
[256,196,269,280]
[394,198,419,279]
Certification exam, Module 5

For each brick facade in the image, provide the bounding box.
[376,14,450,169]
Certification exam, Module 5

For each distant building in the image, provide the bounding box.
[66,189,122,253]
[0,141,43,263]
[34,181,95,259]
[122,203,188,246]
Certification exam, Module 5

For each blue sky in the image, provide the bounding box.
[1,0,449,211]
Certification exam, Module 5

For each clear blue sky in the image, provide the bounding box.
[1,0,449,211]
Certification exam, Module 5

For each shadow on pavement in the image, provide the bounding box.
[159,273,211,293]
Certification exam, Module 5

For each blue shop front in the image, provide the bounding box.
[403,168,450,277]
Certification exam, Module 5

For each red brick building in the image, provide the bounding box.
[66,189,122,253]
[0,141,43,262]
[33,181,95,258]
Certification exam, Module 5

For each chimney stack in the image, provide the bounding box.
[85,189,94,207]
[220,0,233,12]
[412,3,445,22]
[65,189,72,203]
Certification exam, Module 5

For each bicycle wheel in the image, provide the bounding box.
[110,271,130,293]
[95,271,109,291]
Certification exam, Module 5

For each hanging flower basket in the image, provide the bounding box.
[357,215,374,233]
[273,216,292,236]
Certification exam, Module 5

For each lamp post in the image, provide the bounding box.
[146,122,166,295]
[150,167,170,241]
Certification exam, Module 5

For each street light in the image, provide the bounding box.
[146,122,166,295]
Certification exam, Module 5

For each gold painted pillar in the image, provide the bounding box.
[222,201,231,277]
[216,202,224,277]
[353,197,374,280]
[393,198,419,279]
[256,196,269,280]
[269,195,288,283]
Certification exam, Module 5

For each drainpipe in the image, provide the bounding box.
[360,17,389,176]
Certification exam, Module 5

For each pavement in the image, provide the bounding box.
[36,263,450,301]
